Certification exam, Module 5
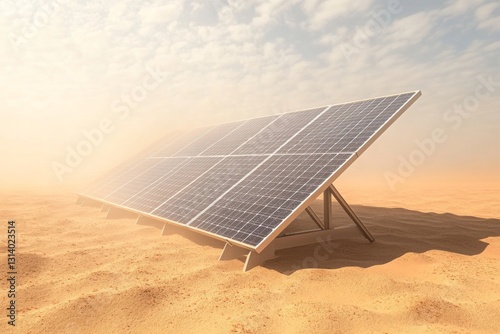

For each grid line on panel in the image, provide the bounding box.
[85,158,162,200]
[277,93,411,155]
[152,126,214,157]
[185,106,331,226]
[173,121,246,157]
[195,120,250,156]
[146,155,232,214]
[105,158,189,205]
[121,157,192,208]
[232,107,327,155]
[151,155,268,224]
[103,158,167,203]
[277,99,379,155]
[189,153,353,246]
[278,102,369,154]
[340,93,415,153]
[322,96,391,154]
[80,158,144,197]
[199,115,280,156]
[121,157,223,214]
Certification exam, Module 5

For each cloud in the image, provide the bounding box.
[251,0,295,28]
[475,3,500,31]
[475,2,499,20]
[440,0,487,17]
[304,0,374,30]
[139,1,184,24]
[382,12,435,49]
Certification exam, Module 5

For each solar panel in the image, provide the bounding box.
[80,91,421,253]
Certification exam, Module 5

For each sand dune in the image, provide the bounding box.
[1,190,499,334]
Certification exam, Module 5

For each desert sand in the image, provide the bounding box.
[0,187,499,334]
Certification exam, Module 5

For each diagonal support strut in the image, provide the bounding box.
[329,185,375,243]
[304,207,324,230]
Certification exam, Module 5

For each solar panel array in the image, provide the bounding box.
[81,91,421,251]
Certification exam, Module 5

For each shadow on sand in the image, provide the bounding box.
[95,198,500,275]
[263,204,500,275]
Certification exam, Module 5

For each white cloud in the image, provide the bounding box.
[475,2,499,20]
[382,12,435,48]
[139,1,184,24]
[304,0,374,30]
[475,3,500,31]
[440,0,487,17]
[478,16,500,31]
[251,0,294,28]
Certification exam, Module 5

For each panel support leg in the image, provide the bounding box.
[219,243,249,261]
[136,215,148,225]
[323,188,332,230]
[82,198,103,208]
[329,185,375,243]
[106,207,120,219]
[76,196,84,205]
[218,243,276,271]
[106,206,138,220]
[243,244,276,272]
[101,204,110,213]
[161,224,168,235]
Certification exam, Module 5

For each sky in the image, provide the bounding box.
[0,0,499,191]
